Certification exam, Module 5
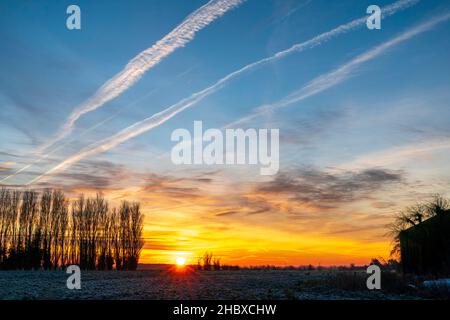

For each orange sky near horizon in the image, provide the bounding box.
[33,148,449,268]
[74,177,397,267]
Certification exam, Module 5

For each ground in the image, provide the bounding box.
[1,265,433,300]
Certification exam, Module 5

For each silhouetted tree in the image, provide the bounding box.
[389,194,450,257]
[213,257,221,270]
[0,189,144,271]
[203,252,213,271]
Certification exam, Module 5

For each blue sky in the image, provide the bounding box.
[1,0,450,264]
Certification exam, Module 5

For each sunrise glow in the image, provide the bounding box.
[176,257,186,266]
[2,0,450,270]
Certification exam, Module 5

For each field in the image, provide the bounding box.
[0,265,439,300]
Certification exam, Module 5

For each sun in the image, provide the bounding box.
[176,256,186,266]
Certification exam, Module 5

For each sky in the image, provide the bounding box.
[1,0,450,266]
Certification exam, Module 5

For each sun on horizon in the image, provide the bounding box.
[176,257,186,266]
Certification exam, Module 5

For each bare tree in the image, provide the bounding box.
[40,189,52,270]
[128,202,144,270]
[213,257,221,270]
[389,194,450,257]
[0,189,145,271]
[203,252,213,271]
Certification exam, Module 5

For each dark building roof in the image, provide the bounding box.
[400,213,450,275]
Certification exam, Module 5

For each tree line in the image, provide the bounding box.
[0,188,144,271]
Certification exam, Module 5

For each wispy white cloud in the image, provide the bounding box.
[28,0,423,184]
[227,10,450,128]
[37,0,245,154]
[337,139,450,171]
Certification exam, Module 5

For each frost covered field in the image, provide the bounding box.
[0,267,426,300]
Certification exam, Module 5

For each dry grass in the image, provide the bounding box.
[293,270,450,299]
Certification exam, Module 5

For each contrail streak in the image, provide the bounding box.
[28,0,422,184]
[37,0,245,154]
[0,87,159,184]
[2,63,195,184]
[227,11,450,128]
[4,0,242,183]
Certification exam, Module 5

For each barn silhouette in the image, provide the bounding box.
[400,211,450,275]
